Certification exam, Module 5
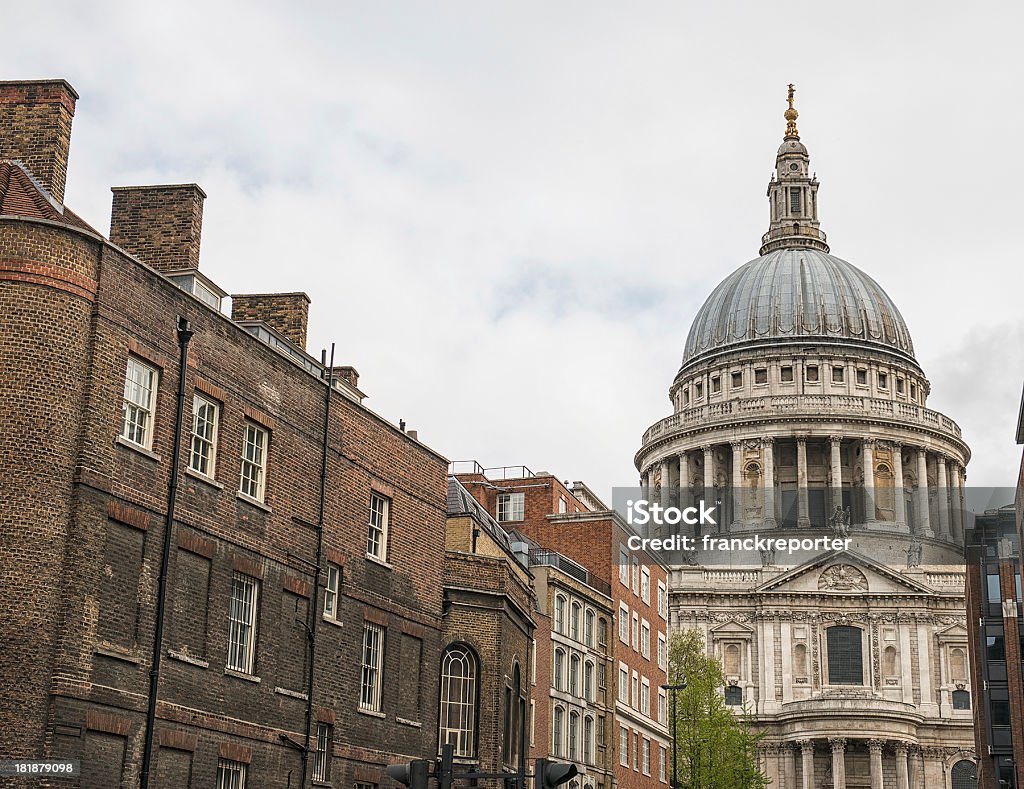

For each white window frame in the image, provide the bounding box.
[618,663,629,703]
[640,567,650,604]
[226,572,259,674]
[324,563,341,621]
[496,492,525,522]
[367,492,390,562]
[658,581,668,619]
[618,604,630,644]
[585,609,595,646]
[619,547,630,586]
[631,612,639,651]
[120,356,158,449]
[643,739,651,775]
[217,759,247,789]
[440,644,478,757]
[570,601,582,641]
[640,678,650,716]
[659,747,667,783]
[641,619,651,659]
[360,621,385,711]
[631,671,638,709]
[554,594,567,634]
[658,688,667,725]
[188,393,219,477]
[658,633,667,670]
[619,727,629,766]
[631,557,639,595]
[239,422,268,502]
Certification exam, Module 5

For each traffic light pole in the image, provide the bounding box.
[386,745,576,789]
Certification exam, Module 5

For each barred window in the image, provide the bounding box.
[226,573,259,674]
[216,759,246,789]
[360,622,385,711]
[312,723,331,782]
[189,394,219,476]
[367,492,390,562]
[239,423,268,502]
[826,625,863,685]
[121,357,158,448]
[439,644,478,757]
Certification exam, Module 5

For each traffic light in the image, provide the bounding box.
[386,759,430,789]
[534,759,578,789]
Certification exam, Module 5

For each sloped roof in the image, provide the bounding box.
[447,476,512,550]
[0,159,97,233]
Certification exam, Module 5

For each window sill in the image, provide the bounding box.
[365,554,393,570]
[115,435,162,462]
[275,686,308,701]
[396,716,422,728]
[236,492,272,513]
[357,707,386,719]
[185,467,223,489]
[95,643,142,664]
[224,668,262,683]
[322,615,343,628]
[168,649,209,668]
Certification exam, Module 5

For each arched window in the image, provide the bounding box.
[724,686,742,706]
[883,645,898,677]
[570,601,582,641]
[553,648,566,691]
[569,654,581,697]
[827,625,864,685]
[952,689,971,710]
[568,711,580,761]
[598,618,608,646]
[793,643,808,677]
[585,609,595,646]
[509,662,524,767]
[950,760,977,789]
[584,661,595,701]
[723,644,740,675]
[554,595,567,634]
[552,706,565,757]
[583,715,594,764]
[439,644,479,757]
[951,647,967,680]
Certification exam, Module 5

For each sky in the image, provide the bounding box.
[4,1,1023,502]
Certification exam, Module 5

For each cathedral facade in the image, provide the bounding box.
[634,89,977,789]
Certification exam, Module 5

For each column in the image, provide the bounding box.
[893,442,907,530]
[732,441,744,527]
[907,746,921,789]
[763,438,777,528]
[829,435,843,513]
[678,451,690,511]
[828,738,846,789]
[894,743,910,789]
[797,438,810,528]
[641,470,651,504]
[764,745,780,789]
[863,438,877,524]
[936,455,950,540]
[950,462,964,545]
[868,739,884,789]
[798,739,815,789]
[661,456,674,510]
[916,448,933,537]
[784,744,797,789]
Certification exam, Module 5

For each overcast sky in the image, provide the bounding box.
[5,1,1023,502]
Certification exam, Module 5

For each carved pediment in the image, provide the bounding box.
[755,549,935,596]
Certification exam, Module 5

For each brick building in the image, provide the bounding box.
[452,464,670,789]
[442,479,536,781]
[0,79,448,787]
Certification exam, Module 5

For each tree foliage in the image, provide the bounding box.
[665,628,768,789]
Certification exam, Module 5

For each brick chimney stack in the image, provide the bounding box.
[0,79,78,204]
[231,292,311,350]
[109,184,206,272]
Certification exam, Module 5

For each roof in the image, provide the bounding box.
[0,159,97,233]
[680,248,916,372]
[446,476,512,550]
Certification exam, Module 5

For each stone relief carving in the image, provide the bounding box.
[818,564,868,592]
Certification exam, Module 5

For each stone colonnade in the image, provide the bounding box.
[640,437,966,542]
[759,738,959,789]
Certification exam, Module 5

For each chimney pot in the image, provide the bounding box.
[0,79,78,204]
[109,184,206,273]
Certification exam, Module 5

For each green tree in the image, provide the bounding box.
[666,629,767,789]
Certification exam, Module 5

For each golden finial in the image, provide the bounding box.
[784,83,799,139]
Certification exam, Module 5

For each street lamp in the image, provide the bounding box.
[660,682,687,789]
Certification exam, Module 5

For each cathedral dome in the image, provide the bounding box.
[680,248,916,370]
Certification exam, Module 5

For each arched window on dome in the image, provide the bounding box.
[875,463,895,522]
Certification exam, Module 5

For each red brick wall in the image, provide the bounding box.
[109,184,206,273]
[231,292,311,350]
[0,79,77,203]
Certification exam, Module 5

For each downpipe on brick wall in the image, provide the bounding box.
[139,316,194,789]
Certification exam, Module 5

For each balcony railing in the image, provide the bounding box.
[530,550,612,597]
[641,393,962,448]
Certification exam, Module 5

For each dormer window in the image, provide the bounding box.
[167,271,226,312]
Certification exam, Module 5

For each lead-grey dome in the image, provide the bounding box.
[681,248,915,370]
